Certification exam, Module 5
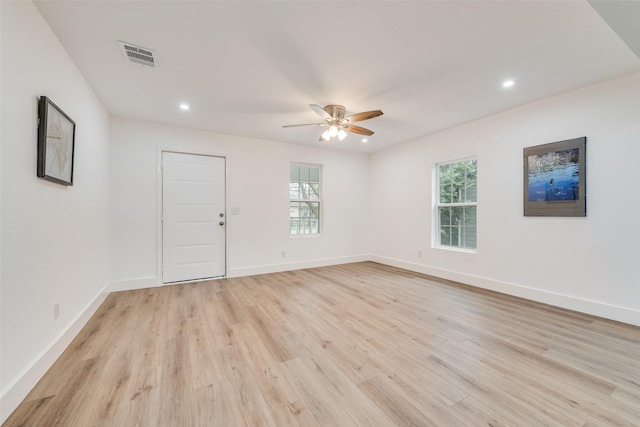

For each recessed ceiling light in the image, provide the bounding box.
[179,103,190,111]
[362,138,369,143]
[502,79,515,88]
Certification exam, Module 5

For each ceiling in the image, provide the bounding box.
[34,1,640,153]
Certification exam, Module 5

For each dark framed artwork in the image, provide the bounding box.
[37,96,76,186]
[524,137,586,217]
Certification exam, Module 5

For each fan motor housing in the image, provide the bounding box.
[323,105,346,121]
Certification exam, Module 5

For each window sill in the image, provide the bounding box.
[433,245,476,254]
[289,233,322,239]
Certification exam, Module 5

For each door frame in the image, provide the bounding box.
[156,148,229,285]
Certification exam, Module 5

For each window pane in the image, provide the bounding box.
[309,167,319,183]
[298,183,308,199]
[466,159,477,181]
[289,202,298,218]
[439,164,451,203]
[464,160,477,202]
[451,226,460,247]
[462,227,476,248]
[464,206,477,227]
[465,182,477,203]
[299,183,318,200]
[440,187,452,203]
[309,182,320,200]
[290,164,299,182]
[451,184,461,203]
[289,183,299,199]
[299,166,310,182]
[439,207,450,226]
[305,202,319,219]
[440,226,451,246]
[451,168,463,202]
[451,206,463,225]
[290,201,319,234]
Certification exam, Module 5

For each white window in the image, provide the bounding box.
[436,158,477,249]
[290,163,321,235]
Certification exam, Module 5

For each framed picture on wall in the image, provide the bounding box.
[524,137,586,217]
[37,96,76,186]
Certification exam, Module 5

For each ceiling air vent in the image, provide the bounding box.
[118,41,156,68]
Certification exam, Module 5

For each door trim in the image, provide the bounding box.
[156,148,229,285]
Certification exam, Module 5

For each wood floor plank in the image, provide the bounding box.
[4,262,640,426]
[358,376,440,426]
[228,322,304,426]
[295,346,396,427]
[280,357,357,427]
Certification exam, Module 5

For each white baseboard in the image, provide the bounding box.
[105,256,371,291]
[228,254,371,278]
[371,255,640,327]
[0,286,109,424]
[106,276,160,292]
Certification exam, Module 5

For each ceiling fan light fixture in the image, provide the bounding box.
[284,104,383,143]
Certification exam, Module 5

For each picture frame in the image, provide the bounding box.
[524,137,586,217]
[37,96,76,186]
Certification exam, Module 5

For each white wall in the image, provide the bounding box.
[109,117,371,288]
[0,2,110,421]
[371,72,640,326]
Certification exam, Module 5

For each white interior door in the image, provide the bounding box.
[162,152,226,283]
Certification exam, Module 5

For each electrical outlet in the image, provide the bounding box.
[281,251,286,258]
[418,250,423,258]
[53,302,60,320]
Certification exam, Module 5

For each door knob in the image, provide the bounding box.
[219,221,225,226]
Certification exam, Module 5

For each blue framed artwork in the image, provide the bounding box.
[523,137,586,217]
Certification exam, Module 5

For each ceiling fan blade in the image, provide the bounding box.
[343,124,374,136]
[310,104,332,120]
[282,123,327,128]
[344,110,383,123]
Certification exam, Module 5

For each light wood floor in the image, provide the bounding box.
[5,262,640,426]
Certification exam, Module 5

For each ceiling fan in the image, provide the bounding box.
[283,104,383,141]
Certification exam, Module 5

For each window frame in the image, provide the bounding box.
[434,157,477,252]
[289,162,322,236]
